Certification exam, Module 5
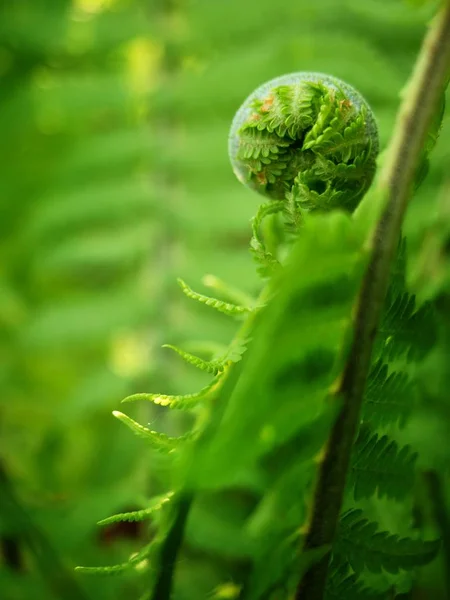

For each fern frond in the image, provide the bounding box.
[291,178,346,212]
[223,339,248,364]
[121,378,219,409]
[177,278,251,316]
[313,155,368,183]
[97,493,174,527]
[250,201,284,275]
[76,542,152,576]
[378,292,436,362]
[263,82,322,138]
[162,344,226,375]
[201,273,256,307]
[335,509,440,574]
[349,426,417,501]
[302,87,340,148]
[237,127,292,159]
[230,73,378,210]
[326,563,387,600]
[112,411,190,452]
[75,562,135,576]
[361,361,414,428]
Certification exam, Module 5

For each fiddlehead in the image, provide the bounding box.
[229,72,379,216]
[76,72,381,597]
[77,50,447,598]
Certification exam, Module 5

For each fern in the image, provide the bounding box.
[229,72,378,210]
[326,563,387,600]
[249,200,284,274]
[76,542,153,576]
[334,509,440,575]
[349,425,417,501]
[361,361,414,428]
[74,3,450,600]
[377,291,437,362]
[112,411,190,451]
[177,278,252,316]
[97,493,174,526]
[162,344,228,375]
[121,378,220,409]
[201,274,257,308]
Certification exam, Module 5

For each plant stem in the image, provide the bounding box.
[150,492,194,600]
[296,4,450,599]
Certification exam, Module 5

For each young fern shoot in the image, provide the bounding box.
[77,71,378,597]
[76,6,450,597]
[229,72,378,210]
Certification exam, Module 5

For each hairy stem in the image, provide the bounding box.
[296,4,450,599]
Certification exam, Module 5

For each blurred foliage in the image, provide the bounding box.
[0,0,449,599]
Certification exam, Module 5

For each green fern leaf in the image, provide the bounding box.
[250,200,284,275]
[121,378,219,409]
[112,411,190,452]
[201,273,256,307]
[237,127,292,159]
[305,109,368,165]
[349,426,417,501]
[76,542,152,576]
[97,493,174,526]
[326,563,388,600]
[223,339,248,364]
[361,361,414,428]
[291,178,346,212]
[302,87,339,148]
[267,82,321,138]
[75,563,136,576]
[335,509,440,574]
[162,344,226,375]
[177,278,251,316]
[378,292,436,362]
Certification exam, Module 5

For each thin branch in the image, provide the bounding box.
[296,4,450,599]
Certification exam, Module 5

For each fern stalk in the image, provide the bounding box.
[297,4,450,599]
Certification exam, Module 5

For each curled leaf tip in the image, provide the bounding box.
[229,72,379,214]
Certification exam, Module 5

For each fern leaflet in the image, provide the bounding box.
[361,361,414,428]
[378,292,436,362]
[162,344,227,375]
[177,278,251,316]
[97,493,174,526]
[112,411,190,452]
[250,201,284,275]
[349,426,417,501]
[335,509,440,574]
[122,378,219,410]
[326,563,388,600]
[76,542,152,576]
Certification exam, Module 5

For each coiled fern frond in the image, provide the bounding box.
[229,73,379,214]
